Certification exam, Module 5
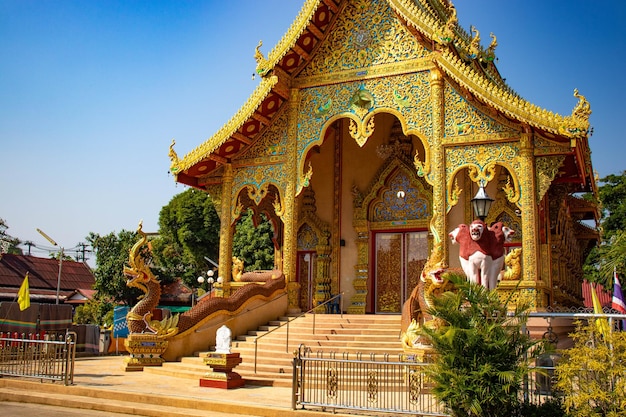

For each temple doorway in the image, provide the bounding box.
[373,230,429,313]
[297,251,317,311]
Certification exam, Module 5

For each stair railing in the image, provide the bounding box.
[253,292,343,373]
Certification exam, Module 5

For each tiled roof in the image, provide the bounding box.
[0,254,95,301]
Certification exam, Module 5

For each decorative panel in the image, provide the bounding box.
[300,0,430,78]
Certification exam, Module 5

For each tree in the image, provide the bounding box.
[150,189,220,288]
[232,209,275,271]
[420,273,548,417]
[597,171,626,238]
[74,298,114,327]
[555,321,626,417]
[87,229,143,305]
[584,171,626,288]
[0,218,22,254]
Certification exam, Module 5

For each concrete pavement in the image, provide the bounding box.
[0,355,358,417]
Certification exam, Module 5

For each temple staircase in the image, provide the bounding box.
[144,314,404,387]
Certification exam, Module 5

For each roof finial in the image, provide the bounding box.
[434,2,457,45]
[254,40,270,78]
[572,89,591,121]
[169,139,179,174]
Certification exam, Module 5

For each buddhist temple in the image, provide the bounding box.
[168,0,599,314]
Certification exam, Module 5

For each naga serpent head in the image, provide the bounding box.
[420,241,448,286]
[123,220,155,295]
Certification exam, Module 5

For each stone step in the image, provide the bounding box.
[144,359,293,387]
[151,314,404,386]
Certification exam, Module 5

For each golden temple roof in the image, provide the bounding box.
[171,0,592,188]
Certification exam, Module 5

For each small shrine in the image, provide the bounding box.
[199,325,245,389]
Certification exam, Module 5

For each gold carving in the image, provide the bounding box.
[536,156,565,203]
[349,116,376,147]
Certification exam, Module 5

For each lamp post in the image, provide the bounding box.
[471,180,494,222]
[197,270,217,298]
[36,228,63,304]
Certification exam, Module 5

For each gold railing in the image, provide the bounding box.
[292,344,447,415]
[291,344,561,415]
[0,331,76,385]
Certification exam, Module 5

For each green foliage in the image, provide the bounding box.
[515,398,569,417]
[150,188,220,288]
[598,171,626,238]
[232,209,275,271]
[555,321,626,417]
[584,171,626,288]
[0,218,22,254]
[87,229,143,305]
[420,273,547,417]
[73,299,114,327]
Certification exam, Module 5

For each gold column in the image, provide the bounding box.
[314,243,332,312]
[347,223,369,314]
[519,130,542,307]
[429,69,447,258]
[284,88,300,312]
[217,163,233,297]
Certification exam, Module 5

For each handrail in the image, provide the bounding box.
[253,292,344,373]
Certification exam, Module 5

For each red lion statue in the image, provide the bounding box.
[448,220,514,289]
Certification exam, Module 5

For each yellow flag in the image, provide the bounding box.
[591,282,610,337]
[17,273,30,311]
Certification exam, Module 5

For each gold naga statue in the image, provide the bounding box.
[124,221,287,337]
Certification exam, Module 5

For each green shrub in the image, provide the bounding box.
[555,320,626,417]
[420,273,548,417]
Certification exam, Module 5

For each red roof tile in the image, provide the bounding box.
[0,254,95,302]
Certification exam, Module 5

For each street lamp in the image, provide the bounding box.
[471,180,494,222]
[197,270,216,298]
[36,228,63,304]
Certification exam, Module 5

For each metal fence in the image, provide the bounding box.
[292,310,626,415]
[0,331,76,385]
[292,345,560,416]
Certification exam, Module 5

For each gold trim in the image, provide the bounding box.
[174,76,279,173]
[255,0,323,77]
[389,0,588,138]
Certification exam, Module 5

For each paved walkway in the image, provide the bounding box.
[72,355,294,409]
[1,355,358,417]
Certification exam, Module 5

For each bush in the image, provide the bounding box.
[420,273,548,417]
[515,398,569,417]
[74,299,113,327]
[555,320,626,417]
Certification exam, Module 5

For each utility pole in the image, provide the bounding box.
[76,242,91,262]
[23,241,34,255]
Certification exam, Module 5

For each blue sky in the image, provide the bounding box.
[1,0,624,262]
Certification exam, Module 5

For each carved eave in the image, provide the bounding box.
[172,75,280,188]
[573,220,600,243]
[172,0,341,189]
[255,0,333,77]
[390,0,590,140]
[567,195,600,224]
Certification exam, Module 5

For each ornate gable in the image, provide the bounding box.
[299,0,430,79]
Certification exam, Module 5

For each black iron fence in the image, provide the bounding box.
[0,331,76,385]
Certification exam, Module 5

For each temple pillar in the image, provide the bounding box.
[519,130,543,308]
[284,88,301,313]
[429,69,447,256]
[217,164,233,297]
